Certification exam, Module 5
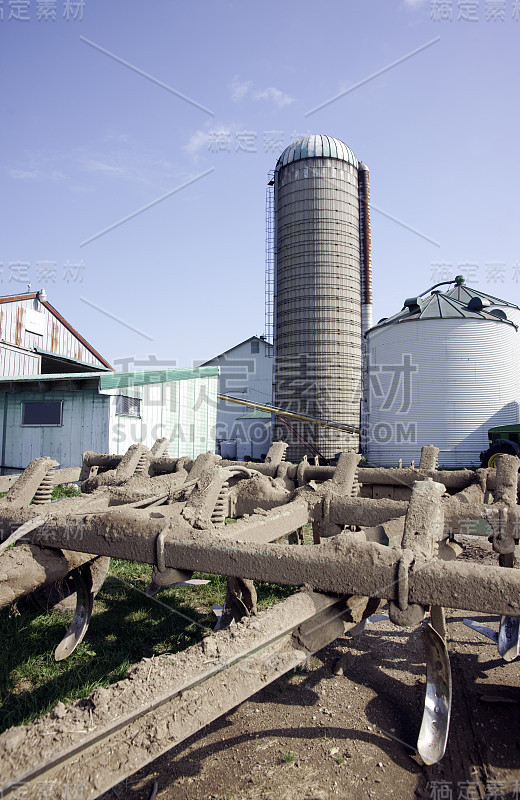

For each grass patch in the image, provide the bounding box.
[281,750,297,764]
[51,484,81,500]
[0,558,295,733]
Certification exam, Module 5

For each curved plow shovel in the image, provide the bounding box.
[463,616,519,662]
[417,622,452,765]
[498,616,520,662]
[54,563,94,662]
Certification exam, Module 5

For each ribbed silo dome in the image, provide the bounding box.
[276,135,358,170]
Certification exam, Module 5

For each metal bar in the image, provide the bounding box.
[217,394,361,434]
[8,508,520,616]
[0,591,343,800]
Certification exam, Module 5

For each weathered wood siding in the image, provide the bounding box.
[0,390,110,471]
[0,344,40,377]
[0,298,107,374]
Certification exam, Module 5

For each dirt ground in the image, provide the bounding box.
[99,541,520,800]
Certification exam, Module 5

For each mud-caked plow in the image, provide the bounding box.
[0,441,519,799]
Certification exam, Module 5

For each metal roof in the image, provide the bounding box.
[369,291,518,333]
[0,368,219,390]
[276,135,358,170]
[99,368,218,390]
[0,371,104,384]
[445,283,520,309]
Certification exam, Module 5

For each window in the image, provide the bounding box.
[116,395,141,417]
[251,340,260,354]
[21,401,62,426]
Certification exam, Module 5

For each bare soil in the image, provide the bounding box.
[99,539,520,800]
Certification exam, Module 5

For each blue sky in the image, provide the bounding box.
[2,0,519,370]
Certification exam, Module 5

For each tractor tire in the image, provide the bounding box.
[480,441,520,468]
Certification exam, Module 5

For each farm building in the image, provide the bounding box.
[0,367,218,472]
[0,290,112,375]
[201,336,273,460]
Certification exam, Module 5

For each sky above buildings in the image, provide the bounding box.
[2,0,519,371]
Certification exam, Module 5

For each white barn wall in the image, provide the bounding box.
[202,338,273,458]
[105,375,218,458]
[170,375,217,458]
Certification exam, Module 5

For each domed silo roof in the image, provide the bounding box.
[369,291,519,331]
[276,135,358,170]
[446,281,519,309]
[445,280,520,325]
[365,289,519,468]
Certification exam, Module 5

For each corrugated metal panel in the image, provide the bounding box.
[99,367,218,391]
[107,374,218,458]
[168,375,218,458]
[0,297,109,372]
[0,375,218,466]
[0,344,40,377]
[274,153,362,459]
[35,348,110,371]
[365,318,519,468]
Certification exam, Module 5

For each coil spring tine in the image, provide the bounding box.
[32,467,55,505]
[211,481,229,527]
[351,469,360,498]
[134,453,149,475]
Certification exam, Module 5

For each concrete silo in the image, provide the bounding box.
[365,284,519,468]
[272,135,371,461]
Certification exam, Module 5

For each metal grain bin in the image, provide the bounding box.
[365,291,519,467]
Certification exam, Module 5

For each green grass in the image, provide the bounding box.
[281,751,297,764]
[0,557,295,733]
[51,484,81,500]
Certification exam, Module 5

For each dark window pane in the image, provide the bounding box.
[21,401,62,426]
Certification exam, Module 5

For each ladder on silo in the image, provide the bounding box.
[264,171,275,352]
